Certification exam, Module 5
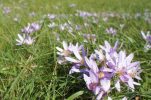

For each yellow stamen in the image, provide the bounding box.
[99,72,105,78]
[63,50,70,56]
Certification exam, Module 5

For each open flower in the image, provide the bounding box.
[83,57,113,99]
[107,51,141,91]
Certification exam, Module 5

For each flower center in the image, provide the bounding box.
[63,50,70,56]
[80,58,85,65]
[129,72,136,78]
[99,72,105,78]
[117,70,124,76]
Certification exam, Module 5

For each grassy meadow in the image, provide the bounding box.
[0,0,151,99]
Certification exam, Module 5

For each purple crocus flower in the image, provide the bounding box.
[106,51,141,91]
[106,27,117,36]
[16,34,34,45]
[84,57,113,100]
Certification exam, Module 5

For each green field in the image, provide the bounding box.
[0,0,151,100]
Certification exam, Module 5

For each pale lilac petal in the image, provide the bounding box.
[135,76,142,80]
[99,45,106,51]
[94,86,101,95]
[122,97,127,100]
[100,79,110,92]
[18,34,24,41]
[90,59,99,73]
[65,57,78,63]
[85,57,91,67]
[133,81,140,85]
[56,47,63,52]
[90,71,98,83]
[95,50,104,61]
[83,74,90,83]
[108,97,112,100]
[85,57,99,73]
[115,80,121,92]
[83,74,91,89]
[105,41,111,48]
[16,39,22,43]
[96,91,104,100]
[141,31,146,39]
[128,78,134,89]
[62,41,68,50]
[102,67,113,72]
[129,62,139,68]
[69,66,80,74]
[126,53,134,64]
[73,49,82,60]
[113,40,119,50]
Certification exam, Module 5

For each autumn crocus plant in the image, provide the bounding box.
[56,41,142,100]
[16,22,41,45]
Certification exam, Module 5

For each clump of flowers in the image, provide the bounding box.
[56,40,142,100]
[16,22,41,45]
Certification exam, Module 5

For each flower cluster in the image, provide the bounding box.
[56,41,142,100]
[16,22,41,45]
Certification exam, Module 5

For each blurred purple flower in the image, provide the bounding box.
[141,31,151,44]
[48,14,56,20]
[3,7,11,14]
[21,22,41,34]
[29,12,36,17]
[141,31,151,51]
[106,27,117,35]
[106,51,141,91]
[16,34,34,45]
